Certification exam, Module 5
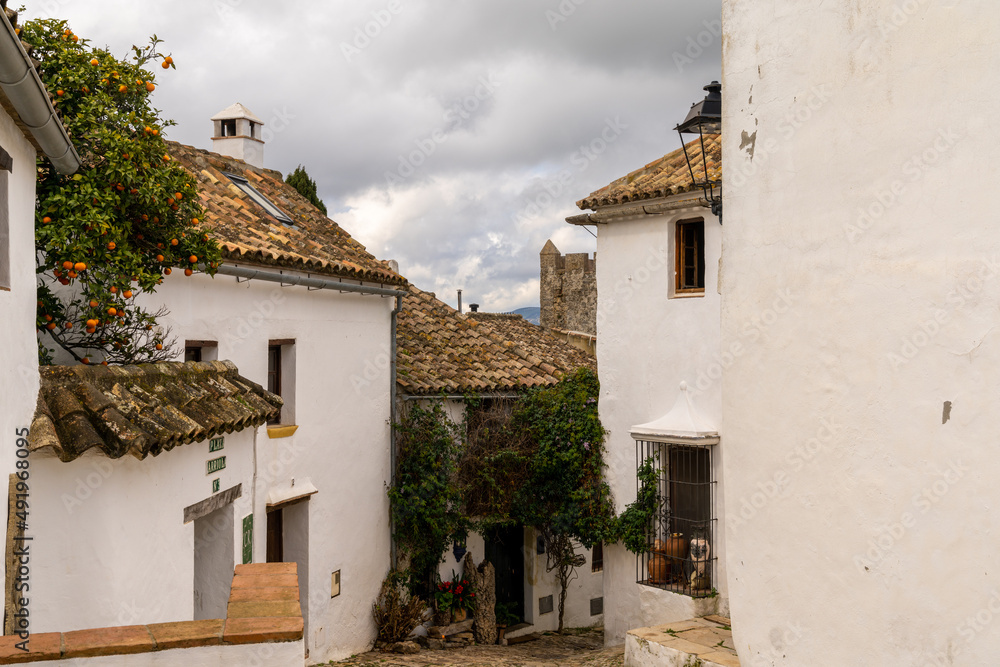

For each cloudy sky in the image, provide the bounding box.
[36,0,721,311]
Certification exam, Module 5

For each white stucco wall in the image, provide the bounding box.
[30,268,395,665]
[31,430,254,632]
[0,103,42,617]
[155,269,394,665]
[722,2,1000,665]
[594,200,728,645]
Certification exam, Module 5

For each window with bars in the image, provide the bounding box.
[591,542,603,573]
[675,219,705,294]
[635,439,716,598]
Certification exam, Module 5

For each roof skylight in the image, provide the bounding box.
[223,172,295,227]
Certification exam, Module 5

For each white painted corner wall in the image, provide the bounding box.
[29,271,396,665]
[722,1,1000,664]
[0,100,43,619]
[594,202,728,645]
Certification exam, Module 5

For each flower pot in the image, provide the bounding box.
[497,625,507,644]
[451,607,467,623]
[648,553,668,584]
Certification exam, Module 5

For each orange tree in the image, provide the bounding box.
[24,19,220,365]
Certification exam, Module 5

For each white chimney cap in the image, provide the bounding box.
[211,102,264,124]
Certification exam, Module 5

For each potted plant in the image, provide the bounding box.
[434,572,476,624]
[433,580,454,626]
[495,601,519,643]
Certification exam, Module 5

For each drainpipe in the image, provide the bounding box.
[213,263,409,568]
[0,10,80,174]
[389,293,402,569]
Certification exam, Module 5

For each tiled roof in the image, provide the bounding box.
[396,286,596,396]
[577,134,720,210]
[29,360,282,462]
[167,142,405,286]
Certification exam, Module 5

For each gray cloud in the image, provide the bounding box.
[34,0,721,311]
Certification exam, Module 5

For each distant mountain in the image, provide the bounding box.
[510,307,540,325]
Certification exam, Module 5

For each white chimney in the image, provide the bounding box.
[211,102,265,168]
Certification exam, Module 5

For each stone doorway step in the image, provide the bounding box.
[625,614,739,667]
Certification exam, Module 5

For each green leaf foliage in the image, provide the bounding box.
[512,367,615,549]
[285,164,327,215]
[24,19,221,364]
[616,455,660,554]
[389,401,468,591]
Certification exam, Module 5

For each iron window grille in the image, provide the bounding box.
[635,439,717,598]
[223,172,296,227]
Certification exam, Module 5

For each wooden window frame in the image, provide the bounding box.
[675,218,706,295]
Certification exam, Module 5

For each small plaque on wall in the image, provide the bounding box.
[212,478,220,493]
[331,570,341,598]
[206,456,226,475]
[209,437,225,452]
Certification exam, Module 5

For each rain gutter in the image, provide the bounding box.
[0,10,80,174]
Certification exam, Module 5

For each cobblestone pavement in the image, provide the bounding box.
[327,628,624,667]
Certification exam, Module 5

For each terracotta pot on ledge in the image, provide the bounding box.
[451,607,467,623]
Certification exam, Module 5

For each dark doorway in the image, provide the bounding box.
[266,508,283,563]
[484,525,525,623]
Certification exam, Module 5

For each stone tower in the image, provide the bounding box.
[539,240,597,335]
[211,103,265,168]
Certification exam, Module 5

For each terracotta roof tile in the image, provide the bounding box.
[577,135,720,210]
[166,142,405,286]
[29,360,282,462]
[396,287,596,396]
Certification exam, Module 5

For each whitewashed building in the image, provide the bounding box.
[721,2,1000,665]
[26,105,408,665]
[566,134,729,645]
[396,287,603,635]
[0,2,80,641]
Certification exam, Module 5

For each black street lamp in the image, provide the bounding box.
[676,81,722,223]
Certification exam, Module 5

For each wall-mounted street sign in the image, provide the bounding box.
[212,478,220,493]
[242,514,253,564]
[206,456,226,475]
[209,437,225,452]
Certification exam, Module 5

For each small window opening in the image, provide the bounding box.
[675,219,705,293]
[591,542,604,573]
[249,122,256,139]
[221,119,237,137]
[267,339,295,425]
[267,344,282,423]
[185,340,218,363]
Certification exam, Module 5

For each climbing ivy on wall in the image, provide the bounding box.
[389,367,618,630]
